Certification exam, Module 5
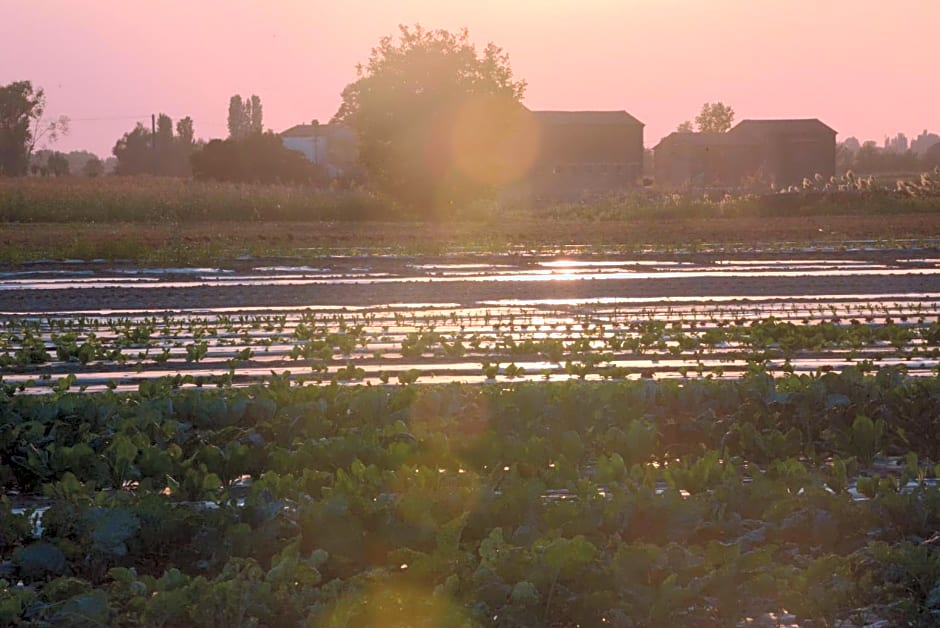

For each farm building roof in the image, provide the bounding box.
[280,123,350,138]
[654,131,752,150]
[531,110,644,127]
[732,119,837,135]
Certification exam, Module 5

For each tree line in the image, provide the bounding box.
[838,132,940,175]
[4,27,940,211]
[0,84,322,184]
[1,23,533,208]
[111,114,196,176]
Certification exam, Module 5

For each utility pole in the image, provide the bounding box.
[312,119,320,165]
[151,114,157,175]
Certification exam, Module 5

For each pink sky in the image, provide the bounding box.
[2,0,937,156]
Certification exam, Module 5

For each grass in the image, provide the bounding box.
[3,175,940,223]
[0,176,394,223]
[0,175,939,262]
[2,214,939,264]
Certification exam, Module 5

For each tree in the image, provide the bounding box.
[155,114,177,174]
[45,151,69,176]
[248,95,263,134]
[82,156,104,178]
[228,95,246,139]
[112,113,195,176]
[173,116,197,176]
[841,137,861,154]
[676,120,694,133]
[853,141,882,174]
[0,81,68,175]
[112,123,153,175]
[836,143,855,175]
[926,143,940,168]
[695,102,735,133]
[912,130,940,156]
[176,116,195,145]
[30,150,100,176]
[333,24,531,212]
[191,132,321,184]
[228,95,263,139]
[156,114,173,144]
[0,81,40,175]
[849,139,921,174]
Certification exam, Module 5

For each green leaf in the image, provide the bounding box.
[13,542,67,579]
[479,528,507,564]
[309,548,330,568]
[88,508,140,557]
[850,414,884,465]
[510,580,540,606]
[55,590,109,624]
[436,514,468,557]
[927,584,940,609]
[543,535,597,577]
[108,434,138,468]
[825,394,850,408]
[108,567,137,584]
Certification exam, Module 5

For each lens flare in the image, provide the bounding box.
[316,580,469,627]
[451,96,540,186]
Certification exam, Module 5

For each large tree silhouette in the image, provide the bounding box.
[334,25,531,213]
[0,81,68,175]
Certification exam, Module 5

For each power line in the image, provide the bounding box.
[64,115,152,122]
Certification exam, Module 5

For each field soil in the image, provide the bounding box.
[4,274,939,314]
[3,212,940,312]
[2,249,940,313]
[2,212,940,261]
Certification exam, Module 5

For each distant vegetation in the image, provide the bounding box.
[1,173,939,226]
[0,81,69,176]
[191,133,324,185]
[2,33,940,214]
[675,102,735,133]
[839,131,940,175]
[29,150,109,177]
[0,176,390,223]
[112,114,197,177]
[227,94,263,139]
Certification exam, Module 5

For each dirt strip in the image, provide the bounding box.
[3,273,939,313]
[3,213,940,261]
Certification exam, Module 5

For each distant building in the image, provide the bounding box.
[652,131,756,189]
[912,130,940,157]
[654,119,837,190]
[526,110,644,196]
[885,133,909,154]
[282,111,646,192]
[280,122,359,178]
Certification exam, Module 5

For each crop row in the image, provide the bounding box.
[2,371,940,624]
[3,303,940,391]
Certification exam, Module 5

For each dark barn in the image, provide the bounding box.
[654,118,836,190]
[526,110,644,197]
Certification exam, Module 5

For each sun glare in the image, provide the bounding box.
[451,95,540,185]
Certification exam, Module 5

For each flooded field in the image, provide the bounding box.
[5,243,940,626]
[2,246,940,391]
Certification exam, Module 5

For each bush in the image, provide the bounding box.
[191,133,325,185]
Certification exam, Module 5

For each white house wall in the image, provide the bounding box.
[282,136,329,164]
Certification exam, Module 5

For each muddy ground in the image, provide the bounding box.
[2,249,939,313]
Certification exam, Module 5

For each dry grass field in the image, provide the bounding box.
[1,176,939,262]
